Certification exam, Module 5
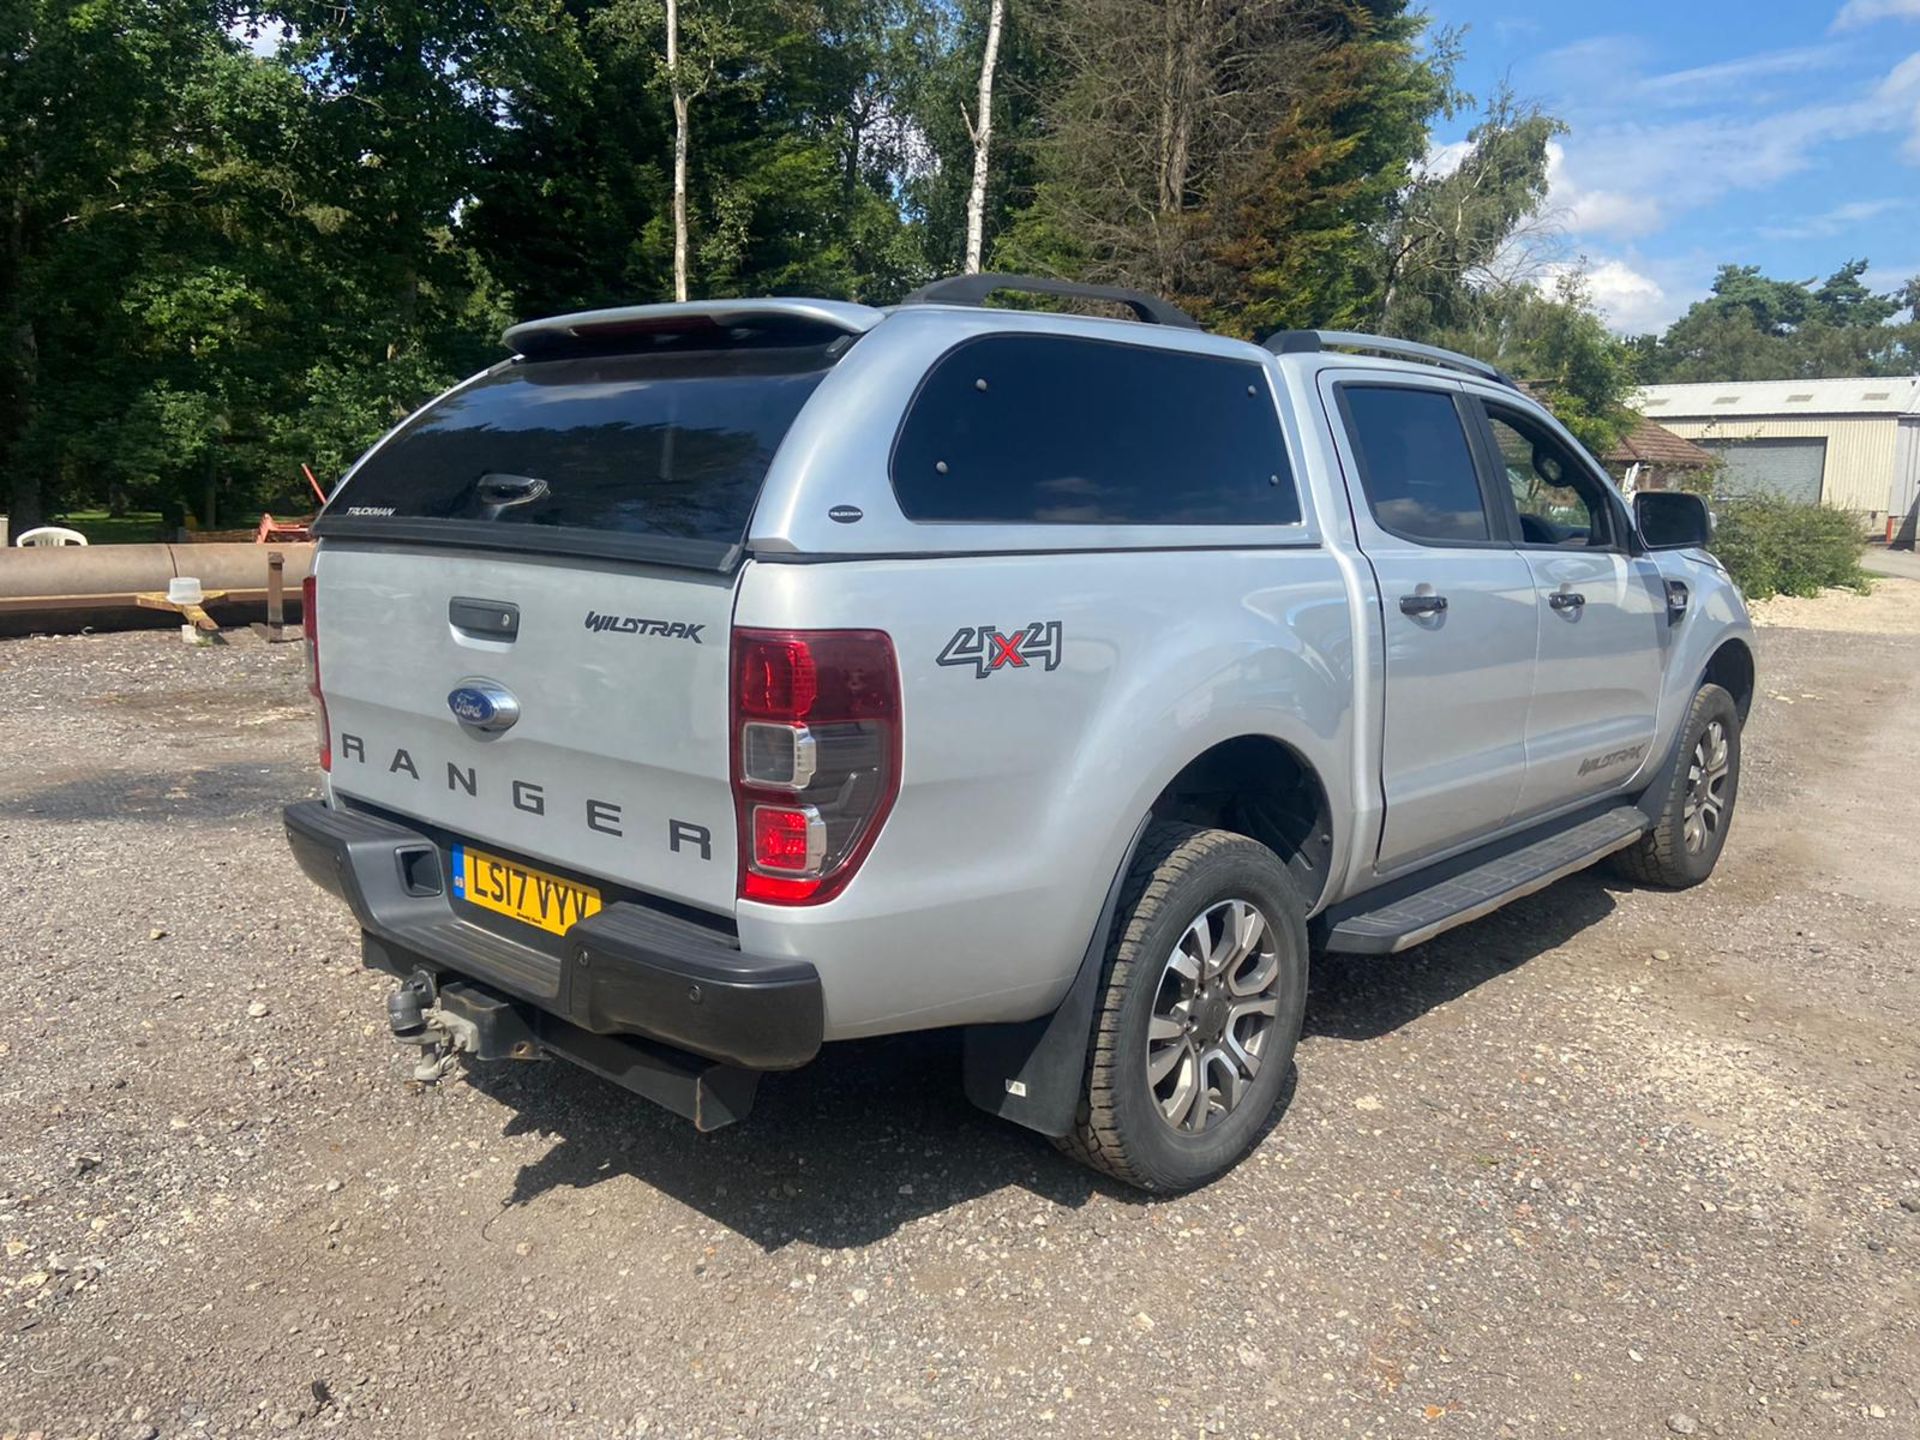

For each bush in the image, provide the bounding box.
[1707,494,1871,601]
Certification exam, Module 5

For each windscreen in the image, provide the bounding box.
[326,347,836,548]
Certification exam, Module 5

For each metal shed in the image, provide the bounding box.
[1634,377,1920,531]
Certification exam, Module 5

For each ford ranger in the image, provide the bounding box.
[285,273,1755,1191]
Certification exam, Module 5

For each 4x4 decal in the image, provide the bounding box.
[936,622,1063,678]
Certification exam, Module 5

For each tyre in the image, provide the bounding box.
[1057,823,1309,1192]
[1613,682,1741,889]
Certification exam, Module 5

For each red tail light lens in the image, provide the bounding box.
[731,629,899,904]
[738,638,818,718]
[752,804,825,871]
[302,573,330,771]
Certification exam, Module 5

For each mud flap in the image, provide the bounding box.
[961,815,1152,1137]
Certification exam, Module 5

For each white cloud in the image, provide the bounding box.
[1533,35,1652,85]
[1541,141,1660,240]
[1759,197,1909,240]
[1540,48,1920,245]
[1834,0,1920,31]
[1883,51,1920,157]
[1491,18,1544,43]
[1539,259,1681,334]
[1417,139,1473,181]
[1635,45,1851,107]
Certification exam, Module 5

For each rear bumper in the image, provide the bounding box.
[284,799,823,1070]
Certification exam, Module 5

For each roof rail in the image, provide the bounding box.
[902,273,1203,330]
[1264,329,1516,387]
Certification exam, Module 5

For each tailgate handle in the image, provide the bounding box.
[450,597,519,641]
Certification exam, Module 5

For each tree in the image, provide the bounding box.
[11,0,1687,536]
[963,0,1006,273]
[1634,260,1920,382]
[999,0,1453,334]
[1418,271,1637,457]
[470,0,933,308]
[1375,90,1562,333]
[1,1,248,532]
[667,0,692,299]
[1811,258,1898,329]
[898,0,1047,278]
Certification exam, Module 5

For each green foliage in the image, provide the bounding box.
[998,0,1456,336]
[2,0,511,532]
[17,0,1901,545]
[1634,260,1920,383]
[3,0,1484,537]
[1669,461,1870,600]
[1416,273,1638,458]
[1366,92,1637,460]
[1377,89,1562,335]
[1707,495,1871,602]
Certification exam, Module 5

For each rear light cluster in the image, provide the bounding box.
[731,629,900,905]
[302,573,330,771]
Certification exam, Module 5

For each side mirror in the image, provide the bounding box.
[1634,491,1713,551]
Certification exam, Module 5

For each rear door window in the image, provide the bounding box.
[321,346,837,563]
[890,334,1299,525]
[1338,385,1494,545]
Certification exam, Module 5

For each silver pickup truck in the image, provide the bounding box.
[285,273,1755,1191]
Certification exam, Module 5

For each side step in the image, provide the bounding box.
[1324,807,1649,955]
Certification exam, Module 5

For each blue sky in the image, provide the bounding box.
[1420,0,1920,333]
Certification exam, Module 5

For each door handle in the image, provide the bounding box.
[1399,594,1448,616]
[1548,591,1586,611]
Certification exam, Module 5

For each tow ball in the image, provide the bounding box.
[385,969,464,1082]
[385,968,544,1084]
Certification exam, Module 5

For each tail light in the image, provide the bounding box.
[302,573,330,771]
[731,629,899,904]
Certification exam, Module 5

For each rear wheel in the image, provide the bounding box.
[1057,823,1308,1192]
[1613,683,1741,888]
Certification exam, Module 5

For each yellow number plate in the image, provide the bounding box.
[452,844,602,936]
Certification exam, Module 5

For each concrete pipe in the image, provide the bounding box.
[0,542,313,636]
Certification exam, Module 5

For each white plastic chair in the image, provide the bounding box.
[14,526,89,547]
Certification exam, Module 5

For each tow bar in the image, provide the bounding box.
[386,968,543,1084]
[376,961,763,1129]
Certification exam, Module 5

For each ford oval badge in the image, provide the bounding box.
[447,679,520,734]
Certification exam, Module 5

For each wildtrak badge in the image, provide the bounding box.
[585,611,705,643]
[1578,742,1648,777]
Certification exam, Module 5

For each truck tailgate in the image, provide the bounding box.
[316,544,739,914]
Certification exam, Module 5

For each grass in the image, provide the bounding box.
[48,510,171,545]
[31,510,296,545]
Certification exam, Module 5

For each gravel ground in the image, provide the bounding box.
[1,609,1916,1440]
[1746,575,1920,635]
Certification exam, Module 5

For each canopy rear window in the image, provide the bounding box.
[316,345,839,568]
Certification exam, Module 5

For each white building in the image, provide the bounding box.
[1634,377,1920,532]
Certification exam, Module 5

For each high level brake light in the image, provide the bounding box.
[302,573,331,771]
[731,629,900,904]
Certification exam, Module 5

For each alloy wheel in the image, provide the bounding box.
[1146,898,1283,1133]
[1682,718,1731,854]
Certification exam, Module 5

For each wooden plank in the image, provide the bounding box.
[134,590,231,631]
